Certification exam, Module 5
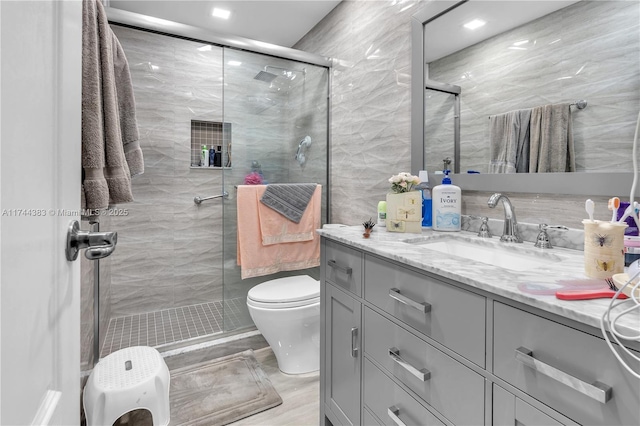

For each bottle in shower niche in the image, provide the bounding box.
[201,145,209,167]
[432,170,461,231]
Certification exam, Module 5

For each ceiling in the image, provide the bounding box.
[424,0,580,63]
[108,0,342,48]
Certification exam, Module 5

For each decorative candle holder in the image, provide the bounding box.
[582,220,627,279]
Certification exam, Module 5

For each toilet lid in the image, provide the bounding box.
[247,275,319,304]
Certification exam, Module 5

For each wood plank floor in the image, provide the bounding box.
[229,347,319,426]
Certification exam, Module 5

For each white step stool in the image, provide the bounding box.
[83,346,170,426]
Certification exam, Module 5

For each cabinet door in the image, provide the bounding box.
[325,284,362,426]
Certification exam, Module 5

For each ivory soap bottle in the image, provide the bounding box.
[432,170,461,231]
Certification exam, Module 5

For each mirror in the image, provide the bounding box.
[411,0,638,195]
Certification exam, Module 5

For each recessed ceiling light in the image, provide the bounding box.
[227,61,242,66]
[463,19,486,30]
[212,8,231,19]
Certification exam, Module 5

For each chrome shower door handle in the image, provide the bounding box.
[65,220,118,261]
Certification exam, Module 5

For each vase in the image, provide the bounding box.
[386,191,422,233]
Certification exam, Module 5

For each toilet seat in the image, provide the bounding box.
[247,275,319,309]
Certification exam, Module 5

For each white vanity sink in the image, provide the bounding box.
[403,234,564,272]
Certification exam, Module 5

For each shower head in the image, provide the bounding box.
[253,70,279,83]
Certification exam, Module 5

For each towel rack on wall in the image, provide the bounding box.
[194,191,229,205]
[488,99,588,119]
[570,99,587,109]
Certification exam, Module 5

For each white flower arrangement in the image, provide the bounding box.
[388,172,420,193]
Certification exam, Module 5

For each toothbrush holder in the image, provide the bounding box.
[582,220,627,279]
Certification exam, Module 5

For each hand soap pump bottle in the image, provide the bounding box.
[432,163,461,232]
[417,170,432,228]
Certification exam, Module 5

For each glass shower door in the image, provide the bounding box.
[221,47,329,332]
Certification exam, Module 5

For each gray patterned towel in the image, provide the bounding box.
[260,184,318,223]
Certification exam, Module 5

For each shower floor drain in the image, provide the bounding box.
[100,298,252,358]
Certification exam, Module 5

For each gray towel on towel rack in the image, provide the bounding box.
[529,103,575,173]
[260,184,318,223]
[488,109,531,173]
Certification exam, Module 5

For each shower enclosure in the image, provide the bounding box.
[80,15,329,370]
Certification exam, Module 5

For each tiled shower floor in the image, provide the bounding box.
[100,297,253,358]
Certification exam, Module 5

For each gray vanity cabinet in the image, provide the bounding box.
[320,235,640,426]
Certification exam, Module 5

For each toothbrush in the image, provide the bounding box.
[608,197,620,222]
[585,199,595,222]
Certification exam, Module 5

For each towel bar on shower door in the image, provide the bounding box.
[194,191,229,205]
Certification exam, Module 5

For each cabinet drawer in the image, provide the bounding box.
[364,254,486,366]
[364,359,444,426]
[364,308,485,426]
[494,302,640,426]
[325,239,362,296]
[493,384,573,426]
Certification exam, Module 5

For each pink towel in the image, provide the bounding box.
[237,185,321,279]
[259,185,320,245]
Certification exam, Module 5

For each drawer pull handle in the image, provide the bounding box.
[389,288,431,313]
[327,259,352,275]
[351,327,358,358]
[388,405,407,426]
[514,346,612,403]
[389,347,431,381]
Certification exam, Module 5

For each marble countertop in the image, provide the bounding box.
[317,225,640,338]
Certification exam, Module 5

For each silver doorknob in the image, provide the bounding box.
[65,220,117,261]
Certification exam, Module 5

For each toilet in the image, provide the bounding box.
[247,275,320,374]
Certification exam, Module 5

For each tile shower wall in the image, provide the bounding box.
[108,25,225,316]
[295,0,637,229]
[427,0,640,174]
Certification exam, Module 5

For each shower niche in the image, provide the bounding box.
[190,120,232,168]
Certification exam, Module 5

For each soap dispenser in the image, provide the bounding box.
[432,159,461,231]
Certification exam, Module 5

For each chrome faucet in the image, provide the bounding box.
[487,193,522,243]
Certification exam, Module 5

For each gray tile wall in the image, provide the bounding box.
[294,0,637,229]
[295,0,419,225]
[427,0,640,174]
